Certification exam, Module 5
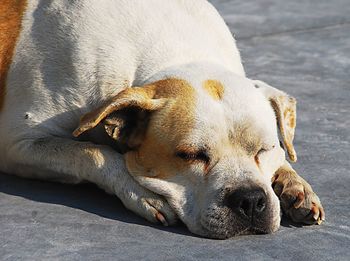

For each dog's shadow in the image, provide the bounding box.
[0,172,304,237]
[0,172,194,237]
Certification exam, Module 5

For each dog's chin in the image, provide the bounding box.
[184,211,281,239]
[192,221,280,239]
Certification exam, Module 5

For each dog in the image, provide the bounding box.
[0,0,324,238]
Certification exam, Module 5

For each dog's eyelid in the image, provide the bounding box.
[175,149,210,163]
[257,144,276,155]
[257,148,267,155]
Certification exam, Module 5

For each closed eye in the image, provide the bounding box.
[255,145,275,165]
[256,144,276,156]
[257,148,267,155]
[176,150,210,164]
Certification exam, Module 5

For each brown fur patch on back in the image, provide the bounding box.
[0,0,27,110]
[203,79,224,100]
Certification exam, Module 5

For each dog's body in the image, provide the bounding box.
[0,0,324,238]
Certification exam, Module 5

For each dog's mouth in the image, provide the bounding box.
[191,197,281,239]
[196,218,280,239]
[198,217,277,239]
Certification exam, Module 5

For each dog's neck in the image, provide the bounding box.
[139,62,244,88]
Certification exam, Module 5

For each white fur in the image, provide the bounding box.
[0,0,289,237]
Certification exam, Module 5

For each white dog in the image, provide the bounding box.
[0,0,324,238]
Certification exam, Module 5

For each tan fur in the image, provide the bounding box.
[74,78,197,180]
[126,78,197,180]
[270,96,297,162]
[176,144,211,173]
[202,79,224,100]
[0,0,27,110]
[272,162,325,224]
[254,155,260,166]
[73,84,167,137]
[254,80,298,162]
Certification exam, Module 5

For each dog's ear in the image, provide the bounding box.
[254,80,297,162]
[73,85,167,150]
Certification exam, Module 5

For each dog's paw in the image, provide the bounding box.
[138,195,178,226]
[272,170,325,225]
[118,183,178,226]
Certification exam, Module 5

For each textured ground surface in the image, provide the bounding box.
[1,0,349,260]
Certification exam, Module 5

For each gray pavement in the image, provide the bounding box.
[1,0,349,260]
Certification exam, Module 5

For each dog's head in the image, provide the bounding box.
[73,73,297,239]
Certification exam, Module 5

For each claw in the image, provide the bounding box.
[273,167,325,226]
[317,206,326,224]
[155,212,168,226]
[293,191,304,208]
[311,204,319,219]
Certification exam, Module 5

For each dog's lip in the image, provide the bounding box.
[198,212,274,239]
[198,215,237,239]
[199,223,271,239]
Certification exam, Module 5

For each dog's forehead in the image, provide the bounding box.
[148,76,277,149]
[201,76,264,112]
[196,77,274,125]
[177,76,278,152]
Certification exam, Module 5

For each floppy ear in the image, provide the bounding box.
[73,85,167,150]
[254,80,297,162]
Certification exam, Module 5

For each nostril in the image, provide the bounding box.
[256,196,266,213]
[239,199,253,217]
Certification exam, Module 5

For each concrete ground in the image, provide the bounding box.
[1,0,349,260]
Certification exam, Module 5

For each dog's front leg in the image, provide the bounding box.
[7,137,177,225]
[272,161,325,225]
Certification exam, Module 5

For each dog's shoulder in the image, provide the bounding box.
[0,0,27,111]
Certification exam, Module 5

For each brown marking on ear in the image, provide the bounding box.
[0,0,27,110]
[126,78,196,180]
[202,79,224,100]
[254,80,297,162]
[72,85,166,137]
[270,96,297,162]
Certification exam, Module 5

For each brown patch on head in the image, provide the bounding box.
[125,78,197,180]
[203,80,224,100]
[72,84,165,137]
[0,0,27,110]
[74,78,197,180]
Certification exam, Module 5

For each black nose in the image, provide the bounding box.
[225,187,267,221]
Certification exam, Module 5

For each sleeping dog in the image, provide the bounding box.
[0,0,324,238]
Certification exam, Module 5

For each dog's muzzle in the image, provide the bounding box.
[224,186,269,230]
